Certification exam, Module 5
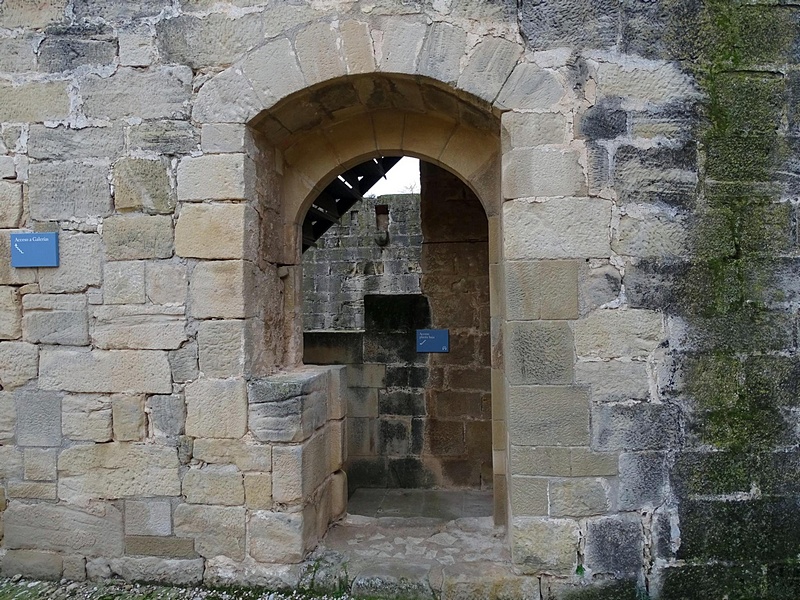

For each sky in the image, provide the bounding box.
[364,157,420,196]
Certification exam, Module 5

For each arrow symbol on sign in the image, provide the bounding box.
[13,243,23,254]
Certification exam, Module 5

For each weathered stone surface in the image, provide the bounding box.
[173,504,245,561]
[244,473,272,510]
[38,233,102,294]
[376,17,427,75]
[15,389,60,447]
[58,443,180,502]
[7,481,57,500]
[183,466,244,506]
[82,67,192,120]
[113,159,174,214]
[146,262,187,306]
[505,321,573,385]
[240,38,306,108]
[592,402,679,452]
[177,154,252,202]
[192,66,265,124]
[504,199,612,259]
[0,285,21,340]
[502,111,566,148]
[575,359,650,402]
[0,341,37,390]
[550,478,611,517]
[296,21,348,85]
[24,447,57,481]
[39,37,116,72]
[618,451,668,510]
[505,260,579,321]
[497,63,564,110]
[29,162,111,221]
[192,438,271,472]
[272,430,328,503]
[147,394,185,438]
[0,81,70,122]
[22,293,89,346]
[169,341,198,384]
[92,305,187,350]
[125,535,197,559]
[198,319,246,378]
[511,446,618,477]
[4,502,123,557]
[125,500,172,537]
[129,121,199,156]
[457,36,522,102]
[248,511,307,563]
[72,0,165,20]
[175,203,257,259]
[0,156,16,179]
[613,214,689,258]
[119,33,153,67]
[188,260,254,319]
[0,182,23,228]
[62,394,112,442]
[0,549,62,579]
[508,386,589,446]
[0,391,15,443]
[39,349,172,394]
[0,235,36,286]
[503,148,586,199]
[584,516,644,577]
[157,13,264,69]
[103,261,146,304]
[92,557,204,585]
[103,214,174,261]
[512,517,579,574]
[249,387,327,444]
[112,395,145,442]
[201,123,248,153]
[28,125,124,160]
[0,445,23,479]
[595,60,696,105]
[417,22,466,85]
[185,377,247,439]
[574,309,663,359]
[510,475,548,516]
[0,35,37,71]
[520,0,618,51]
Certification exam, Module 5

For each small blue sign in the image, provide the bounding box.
[11,232,59,268]
[416,329,449,353]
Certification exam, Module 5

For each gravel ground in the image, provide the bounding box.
[0,577,352,600]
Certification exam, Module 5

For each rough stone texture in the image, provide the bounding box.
[129,121,198,156]
[457,36,522,102]
[505,321,574,385]
[508,386,589,446]
[28,162,112,221]
[23,448,57,481]
[574,309,663,359]
[91,557,204,585]
[183,466,244,506]
[510,476,548,516]
[15,390,61,447]
[0,81,70,123]
[512,517,579,574]
[92,305,187,350]
[187,260,253,319]
[549,478,610,517]
[38,233,102,294]
[592,402,679,452]
[248,511,307,564]
[103,261,146,305]
[103,214,174,261]
[173,504,245,561]
[146,262,188,306]
[58,443,180,503]
[113,159,174,214]
[22,294,89,346]
[244,473,272,510]
[0,341,38,390]
[0,182,23,228]
[82,67,192,120]
[39,350,172,394]
[197,319,246,378]
[147,395,185,438]
[111,395,145,442]
[0,285,21,340]
[177,154,252,202]
[125,500,172,537]
[192,439,271,472]
[503,148,586,199]
[175,203,256,259]
[584,516,644,578]
[575,359,650,402]
[185,377,247,439]
[28,125,124,161]
[62,394,112,442]
[618,451,668,510]
[0,549,63,580]
[0,392,15,443]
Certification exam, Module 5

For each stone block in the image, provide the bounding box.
[0,285,21,340]
[0,341,37,390]
[112,395,145,442]
[457,36,522,102]
[62,555,86,581]
[303,331,364,364]
[15,389,61,447]
[512,517,579,575]
[173,504,245,561]
[24,448,57,481]
[418,21,467,85]
[82,66,192,120]
[510,475,548,516]
[502,112,567,148]
[39,349,172,394]
[125,536,197,559]
[192,65,265,125]
[574,309,663,359]
[248,511,308,564]
[146,261,188,306]
[22,293,89,346]
[125,500,172,537]
[498,63,565,111]
[0,157,16,180]
[185,377,247,439]
[376,17,427,74]
[0,81,70,123]
[508,386,589,446]
[91,556,204,585]
[341,20,375,74]
[591,402,679,452]
[62,394,112,442]
[584,516,644,577]
[175,203,257,259]
[0,235,36,286]
[272,429,328,504]
[119,33,153,67]
[0,182,23,228]
[38,37,116,72]
[510,446,618,477]
[550,478,611,517]
[0,445,23,480]
[4,502,123,557]
[7,481,57,500]
[201,123,249,153]
[103,261,146,304]
[575,359,650,402]
[503,148,585,199]
[0,549,62,580]
[295,21,346,85]
[29,162,111,221]
[177,154,252,202]
[103,214,174,261]
[595,60,695,105]
[197,319,246,378]
[169,342,198,384]
[183,466,244,506]
[504,198,612,259]
[192,439,271,472]
[249,381,327,444]
[240,37,306,108]
[147,394,185,438]
[613,213,689,258]
[129,121,199,156]
[38,233,102,294]
[92,305,187,351]
[0,391,15,443]
[188,260,253,319]
[58,443,180,503]
[505,321,574,385]
[28,124,124,160]
[0,35,37,72]
[113,158,174,214]
[618,451,668,510]
[505,260,579,321]
[244,472,272,510]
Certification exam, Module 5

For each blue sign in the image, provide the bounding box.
[11,232,59,268]
[416,329,449,353]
